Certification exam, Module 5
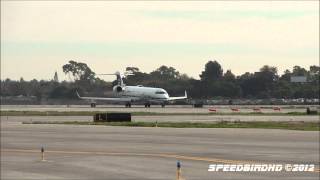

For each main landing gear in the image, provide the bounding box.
[90,103,96,108]
[125,102,132,108]
[144,103,165,108]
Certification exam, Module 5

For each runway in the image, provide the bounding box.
[2,105,319,114]
[1,116,319,179]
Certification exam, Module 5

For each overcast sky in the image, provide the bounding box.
[1,1,319,81]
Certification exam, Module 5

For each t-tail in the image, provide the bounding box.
[115,71,124,86]
[97,71,129,87]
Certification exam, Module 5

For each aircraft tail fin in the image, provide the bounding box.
[97,71,133,86]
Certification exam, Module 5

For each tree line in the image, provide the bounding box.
[1,60,319,101]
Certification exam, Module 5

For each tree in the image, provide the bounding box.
[308,65,320,83]
[292,66,307,76]
[178,73,190,81]
[309,65,320,75]
[200,60,223,82]
[62,60,96,81]
[216,81,241,98]
[238,72,257,97]
[1,60,319,102]
[258,65,278,82]
[150,65,180,80]
[244,65,279,98]
[223,70,236,82]
[126,67,140,74]
[280,69,291,81]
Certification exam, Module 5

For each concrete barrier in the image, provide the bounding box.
[107,113,131,122]
[93,113,107,122]
[94,113,131,122]
[306,107,317,115]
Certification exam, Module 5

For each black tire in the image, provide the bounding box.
[125,103,131,108]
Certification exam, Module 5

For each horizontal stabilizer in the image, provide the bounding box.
[168,90,187,101]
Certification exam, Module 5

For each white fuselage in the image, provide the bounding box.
[114,85,170,103]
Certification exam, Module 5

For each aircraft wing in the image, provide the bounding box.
[76,91,132,102]
[168,91,187,101]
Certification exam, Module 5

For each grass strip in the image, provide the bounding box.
[22,121,320,131]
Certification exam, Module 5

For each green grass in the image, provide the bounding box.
[22,120,320,131]
[1,110,319,116]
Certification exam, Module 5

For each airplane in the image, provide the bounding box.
[76,71,187,108]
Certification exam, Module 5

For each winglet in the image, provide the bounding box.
[185,90,187,98]
[76,91,81,98]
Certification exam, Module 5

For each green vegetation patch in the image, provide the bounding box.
[22,121,320,131]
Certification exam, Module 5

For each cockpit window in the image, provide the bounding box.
[155,91,166,94]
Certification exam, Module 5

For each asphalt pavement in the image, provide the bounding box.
[1,116,319,180]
